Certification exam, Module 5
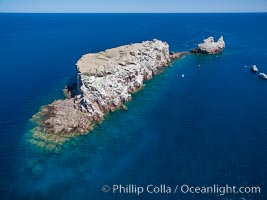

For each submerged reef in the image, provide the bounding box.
[27,39,188,152]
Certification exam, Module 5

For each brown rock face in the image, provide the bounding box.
[27,39,186,152]
[170,51,189,60]
[40,99,94,134]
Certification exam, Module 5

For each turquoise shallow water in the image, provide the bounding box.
[0,13,267,199]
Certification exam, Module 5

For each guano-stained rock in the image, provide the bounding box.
[27,39,186,152]
[191,36,225,54]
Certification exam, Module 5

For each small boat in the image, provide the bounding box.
[258,73,267,80]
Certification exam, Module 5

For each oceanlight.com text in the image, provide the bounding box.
[180,184,261,196]
[101,184,261,196]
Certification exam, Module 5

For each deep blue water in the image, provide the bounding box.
[0,13,267,200]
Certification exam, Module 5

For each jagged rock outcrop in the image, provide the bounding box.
[27,39,187,152]
[258,72,267,80]
[170,51,189,60]
[250,65,259,73]
[191,36,225,54]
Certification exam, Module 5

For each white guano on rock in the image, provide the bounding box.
[27,39,176,152]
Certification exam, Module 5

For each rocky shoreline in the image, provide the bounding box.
[27,39,188,152]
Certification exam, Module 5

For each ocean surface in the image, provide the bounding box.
[0,13,267,200]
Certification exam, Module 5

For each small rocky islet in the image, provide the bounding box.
[191,36,225,54]
[27,37,225,153]
[248,65,267,80]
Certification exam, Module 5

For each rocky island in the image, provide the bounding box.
[28,39,188,152]
[191,36,225,54]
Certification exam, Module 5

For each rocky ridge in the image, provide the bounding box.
[28,39,187,152]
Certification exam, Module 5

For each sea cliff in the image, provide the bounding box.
[27,39,187,152]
